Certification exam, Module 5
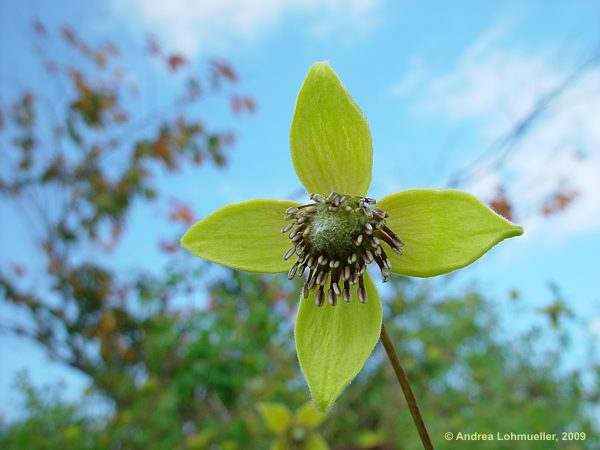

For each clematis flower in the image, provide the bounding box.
[182,61,523,412]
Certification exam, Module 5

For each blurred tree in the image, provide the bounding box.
[0,274,597,449]
[0,19,255,440]
[325,278,599,449]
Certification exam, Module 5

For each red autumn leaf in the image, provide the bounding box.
[48,258,61,273]
[488,187,514,221]
[212,59,237,82]
[231,95,256,115]
[207,295,217,311]
[168,201,195,225]
[102,225,123,252]
[541,189,578,216]
[33,20,48,37]
[159,240,179,254]
[61,26,78,46]
[154,134,173,167]
[167,54,187,72]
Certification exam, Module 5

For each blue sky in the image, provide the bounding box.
[1,0,599,419]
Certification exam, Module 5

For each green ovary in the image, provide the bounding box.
[308,206,365,258]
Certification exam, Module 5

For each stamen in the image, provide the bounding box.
[358,275,367,303]
[316,270,329,286]
[315,286,325,307]
[342,265,350,281]
[327,288,337,306]
[287,262,298,280]
[283,192,404,305]
[331,269,342,296]
[343,280,351,302]
[283,247,295,260]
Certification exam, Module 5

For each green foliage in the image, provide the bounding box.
[1,274,598,449]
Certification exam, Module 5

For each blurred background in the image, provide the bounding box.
[0,0,599,449]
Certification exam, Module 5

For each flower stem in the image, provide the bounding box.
[380,322,434,450]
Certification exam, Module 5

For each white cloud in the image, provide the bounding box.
[414,25,600,240]
[110,0,382,56]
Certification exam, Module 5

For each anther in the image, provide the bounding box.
[358,275,367,303]
[287,263,298,280]
[289,226,302,238]
[316,270,328,286]
[343,266,350,281]
[281,223,293,233]
[355,235,363,246]
[315,287,325,307]
[343,281,351,302]
[307,271,318,290]
[283,247,296,260]
[327,288,337,306]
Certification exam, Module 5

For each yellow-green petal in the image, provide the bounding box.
[295,402,326,429]
[378,189,524,277]
[271,439,290,450]
[294,273,382,412]
[258,402,293,435]
[302,433,329,450]
[290,61,372,197]
[181,199,299,273]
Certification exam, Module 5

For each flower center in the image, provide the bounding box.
[281,192,404,307]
